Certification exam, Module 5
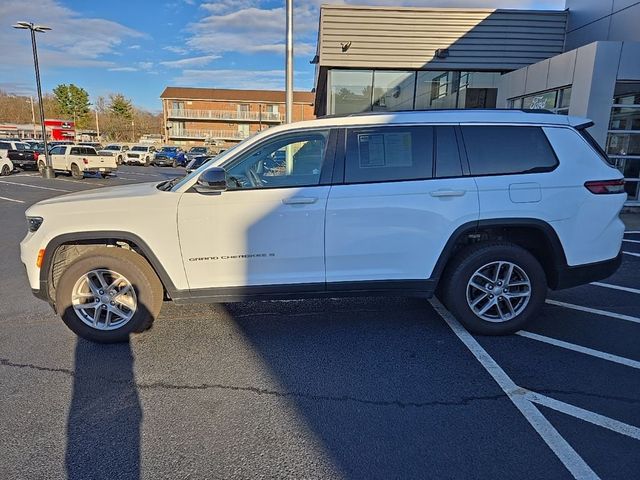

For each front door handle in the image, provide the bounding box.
[282,197,318,205]
[429,189,466,197]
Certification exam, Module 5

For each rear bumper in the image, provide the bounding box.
[553,252,622,290]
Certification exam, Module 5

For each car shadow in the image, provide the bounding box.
[65,338,141,480]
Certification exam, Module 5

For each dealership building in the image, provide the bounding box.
[312,1,640,204]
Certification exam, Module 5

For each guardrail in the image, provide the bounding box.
[167,108,281,122]
[168,129,251,140]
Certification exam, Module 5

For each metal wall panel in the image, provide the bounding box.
[318,5,567,71]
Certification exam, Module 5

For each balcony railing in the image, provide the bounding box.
[167,108,281,122]
[168,129,251,141]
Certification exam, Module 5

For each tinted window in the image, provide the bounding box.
[0,142,9,149]
[50,146,65,155]
[15,143,26,151]
[70,147,81,155]
[461,126,557,176]
[345,126,433,183]
[435,126,462,178]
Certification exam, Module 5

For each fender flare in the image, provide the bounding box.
[39,230,179,301]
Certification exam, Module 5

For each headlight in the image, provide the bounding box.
[27,216,43,232]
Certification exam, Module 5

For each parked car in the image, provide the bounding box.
[186,146,210,162]
[47,144,118,179]
[98,144,130,165]
[21,110,626,343]
[185,155,213,174]
[125,145,156,166]
[153,146,187,167]
[0,140,40,170]
[0,155,13,176]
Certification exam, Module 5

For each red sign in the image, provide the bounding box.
[44,119,75,141]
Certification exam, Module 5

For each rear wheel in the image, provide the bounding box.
[70,163,83,179]
[38,160,46,173]
[117,155,123,165]
[1,164,10,176]
[145,157,150,167]
[55,247,163,343]
[440,242,546,335]
[172,160,177,168]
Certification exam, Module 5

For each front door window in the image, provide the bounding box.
[225,130,329,190]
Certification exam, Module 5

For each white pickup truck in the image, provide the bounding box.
[48,145,118,179]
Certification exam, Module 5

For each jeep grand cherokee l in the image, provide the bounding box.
[21,110,626,343]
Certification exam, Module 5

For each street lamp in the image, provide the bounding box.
[13,21,54,179]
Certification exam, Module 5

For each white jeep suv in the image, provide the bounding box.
[20,111,626,343]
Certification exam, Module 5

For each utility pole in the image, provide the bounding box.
[13,21,54,178]
[29,96,36,138]
[285,0,293,124]
[95,109,100,141]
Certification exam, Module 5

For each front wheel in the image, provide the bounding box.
[1,164,10,176]
[145,157,150,167]
[117,155,123,165]
[55,247,163,343]
[440,242,546,335]
[38,160,46,173]
[172,160,177,168]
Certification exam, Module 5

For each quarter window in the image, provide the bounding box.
[345,126,433,183]
[225,130,329,190]
[461,126,557,176]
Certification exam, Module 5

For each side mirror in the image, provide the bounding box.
[195,167,227,194]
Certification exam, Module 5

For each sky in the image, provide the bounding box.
[0,0,566,112]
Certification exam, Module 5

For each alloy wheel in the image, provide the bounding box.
[71,269,137,330]
[466,261,531,323]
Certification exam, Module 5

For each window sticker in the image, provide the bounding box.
[384,132,412,167]
[358,134,386,167]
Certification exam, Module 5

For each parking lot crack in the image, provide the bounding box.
[0,357,75,377]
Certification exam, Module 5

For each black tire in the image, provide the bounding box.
[117,155,123,165]
[1,164,10,176]
[55,247,163,343]
[70,163,83,179]
[144,157,150,167]
[38,160,46,173]
[440,242,546,335]
[172,160,177,168]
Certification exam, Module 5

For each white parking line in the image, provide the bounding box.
[45,177,106,187]
[120,171,163,177]
[429,298,599,479]
[623,239,640,244]
[591,281,640,295]
[0,180,70,192]
[623,251,640,258]
[0,195,25,203]
[545,299,640,325]
[524,390,640,441]
[517,331,640,370]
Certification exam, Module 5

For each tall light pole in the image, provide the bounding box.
[13,21,54,179]
[285,0,293,124]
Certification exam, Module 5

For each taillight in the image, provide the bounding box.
[82,158,88,165]
[584,179,625,194]
[33,152,39,160]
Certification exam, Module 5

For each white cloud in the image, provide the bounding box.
[137,61,154,70]
[173,69,311,90]
[163,45,190,55]
[128,44,141,50]
[160,55,220,68]
[108,66,138,72]
[0,0,143,71]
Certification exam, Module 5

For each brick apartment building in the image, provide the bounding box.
[160,87,316,147]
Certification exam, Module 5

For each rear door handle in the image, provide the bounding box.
[282,197,318,205]
[429,189,466,197]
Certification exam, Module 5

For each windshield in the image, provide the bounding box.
[161,147,177,152]
[190,147,207,153]
[132,146,147,152]
[104,145,119,150]
[170,140,245,191]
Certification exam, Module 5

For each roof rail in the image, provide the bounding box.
[319,108,555,119]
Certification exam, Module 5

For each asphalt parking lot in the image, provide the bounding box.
[1,166,639,479]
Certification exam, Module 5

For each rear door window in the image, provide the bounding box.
[345,126,433,183]
[461,126,557,176]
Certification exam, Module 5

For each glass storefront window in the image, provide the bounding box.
[522,91,557,110]
[606,82,640,203]
[372,71,416,111]
[415,71,458,109]
[329,70,374,115]
[609,107,640,131]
